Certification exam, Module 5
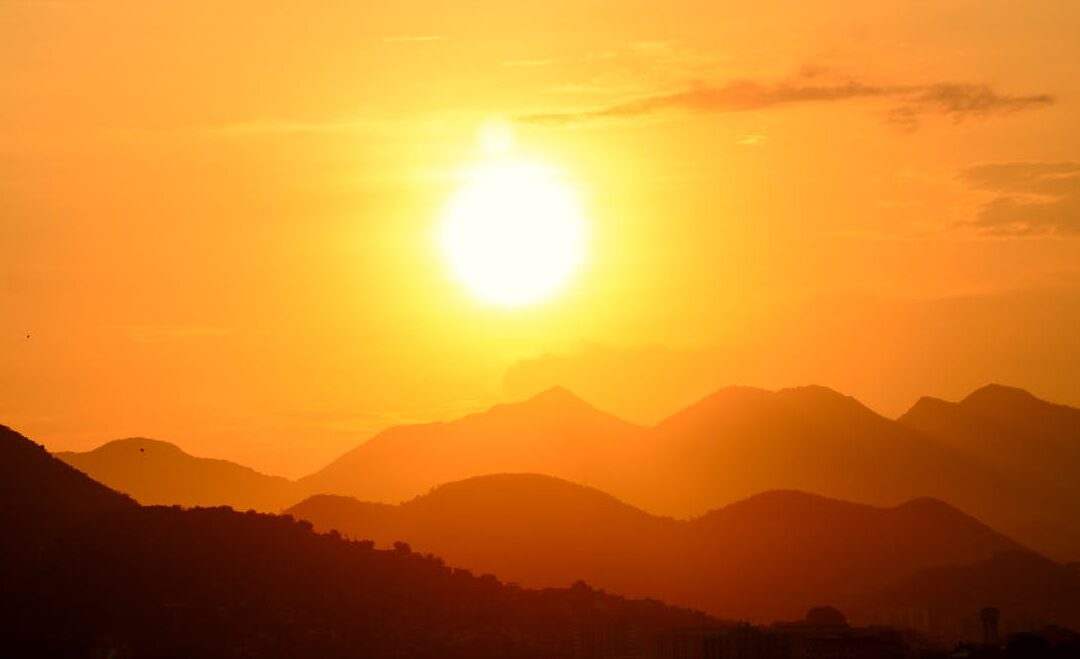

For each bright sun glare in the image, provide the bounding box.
[438,122,587,307]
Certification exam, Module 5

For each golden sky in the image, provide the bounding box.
[3,0,1080,476]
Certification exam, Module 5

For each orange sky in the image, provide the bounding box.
[3,0,1080,476]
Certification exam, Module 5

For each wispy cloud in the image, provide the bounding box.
[886,84,1055,130]
[962,162,1080,235]
[517,72,1053,129]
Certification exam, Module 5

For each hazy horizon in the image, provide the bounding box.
[37,379,1073,479]
[5,1,1080,476]
[3,3,1080,655]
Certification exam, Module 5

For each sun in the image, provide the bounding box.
[438,139,587,307]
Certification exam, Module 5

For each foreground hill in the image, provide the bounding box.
[1,425,718,657]
[900,384,1080,558]
[288,473,1022,623]
[0,425,136,568]
[55,437,298,511]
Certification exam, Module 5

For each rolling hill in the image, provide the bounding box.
[298,384,1069,561]
[900,384,1080,559]
[298,386,650,503]
[54,437,299,511]
[288,473,1023,623]
[55,384,1080,561]
[638,385,1009,517]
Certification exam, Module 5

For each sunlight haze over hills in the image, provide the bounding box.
[4,2,1080,655]
[3,1,1080,476]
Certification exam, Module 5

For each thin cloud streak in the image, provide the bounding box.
[962,162,1080,235]
[518,74,1053,129]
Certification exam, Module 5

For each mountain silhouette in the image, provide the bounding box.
[298,384,1063,559]
[291,474,675,603]
[1,424,719,657]
[299,386,649,503]
[55,437,298,511]
[289,473,1022,623]
[0,425,135,564]
[55,383,1080,561]
[900,384,1080,559]
[642,385,1002,515]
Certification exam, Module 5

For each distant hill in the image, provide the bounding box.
[640,385,1008,518]
[291,475,676,604]
[54,384,1080,561]
[900,384,1080,559]
[299,387,650,503]
[55,437,298,511]
[288,473,1023,623]
[900,384,1080,490]
[299,384,1070,561]
[1,424,719,657]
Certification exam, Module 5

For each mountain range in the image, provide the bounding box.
[1,424,718,657]
[287,473,1024,623]
[899,384,1080,559]
[54,383,1080,561]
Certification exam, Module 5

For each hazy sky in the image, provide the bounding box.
[3,0,1080,476]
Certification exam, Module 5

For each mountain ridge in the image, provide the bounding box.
[55,436,298,511]
[898,383,1080,559]
[54,382,1080,561]
[288,472,1024,623]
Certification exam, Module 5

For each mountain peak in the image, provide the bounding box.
[83,436,189,457]
[398,473,658,527]
[775,385,875,413]
[489,386,606,419]
[660,384,879,430]
[417,472,614,502]
[703,489,877,520]
[53,435,295,510]
[960,383,1040,408]
[893,496,959,515]
[529,385,587,405]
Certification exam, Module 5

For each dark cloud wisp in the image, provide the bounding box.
[519,75,1053,129]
